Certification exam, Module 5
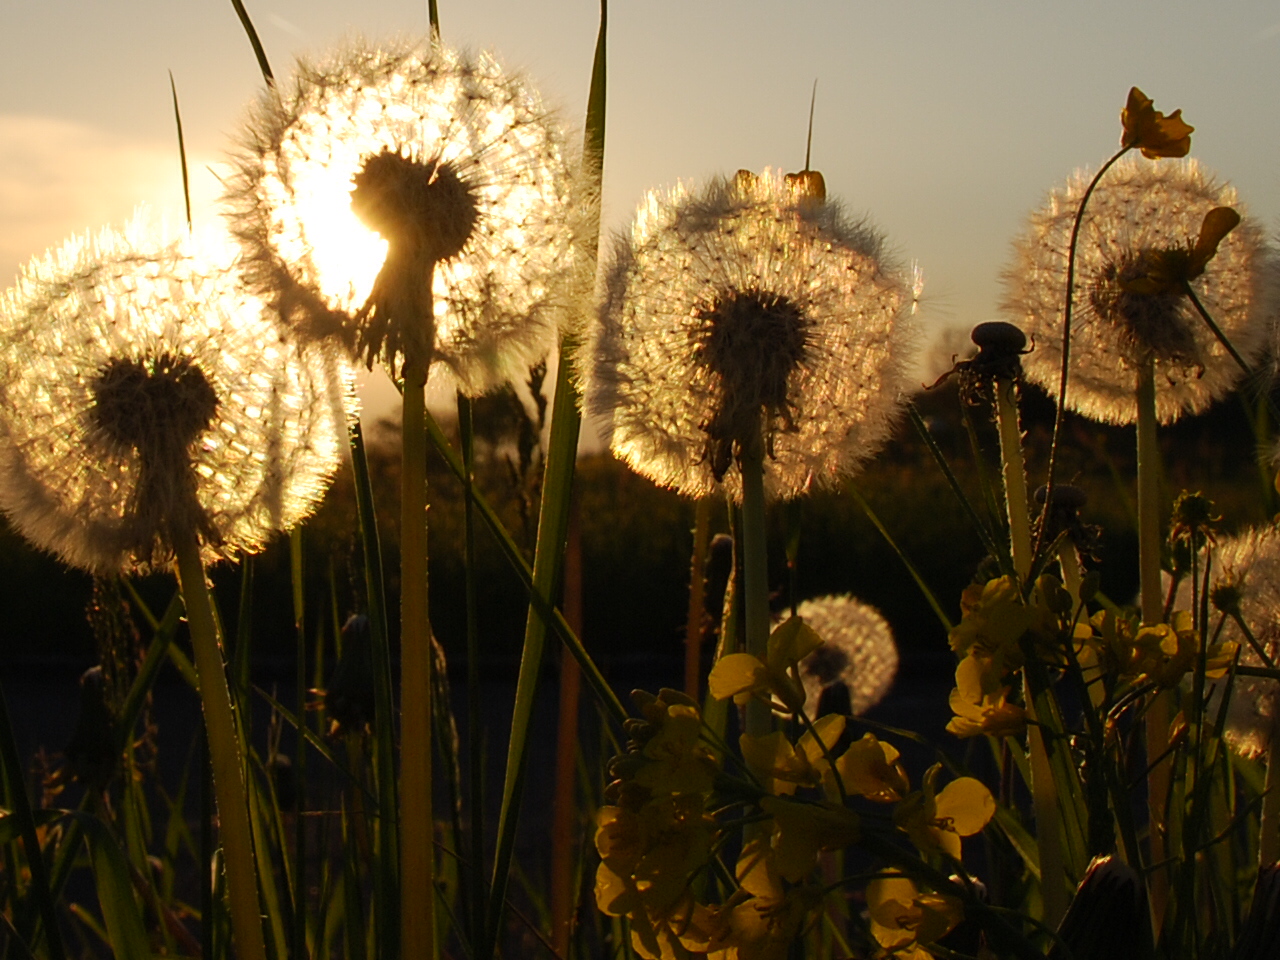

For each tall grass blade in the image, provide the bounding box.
[66,813,150,960]
[484,3,607,953]
[291,526,309,960]
[168,72,192,229]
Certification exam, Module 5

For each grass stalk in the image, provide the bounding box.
[172,525,268,960]
[400,361,437,960]
[995,378,1032,582]
[1136,356,1171,930]
[685,497,712,699]
[1261,717,1280,868]
[740,444,771,737]
[291,526,309,960]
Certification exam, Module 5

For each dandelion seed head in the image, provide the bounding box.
[790,594,898,717]
[0,221,353,574]
[1196,525,1280,758]
[1002,157,1274,425]
[226,39,579,391]
[585,170,917,501]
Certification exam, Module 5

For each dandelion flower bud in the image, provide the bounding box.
[226,38,579,389]
[1001,157,1274,425]
[0,222,351,574]
[585,170,917,501]
[786,594,898,717]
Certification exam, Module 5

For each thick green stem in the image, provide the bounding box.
[172,527,268,960]
[995,377,1032,582]
[400,364,436,960]
[1136,358,1171,930]
[740,445,771,737]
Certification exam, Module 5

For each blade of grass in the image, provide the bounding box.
[229,0,274,84]
[291,526,309,960]
[65,813,151,960]
[484,4,607,954]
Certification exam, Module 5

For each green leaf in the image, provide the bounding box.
[65,812,152,960]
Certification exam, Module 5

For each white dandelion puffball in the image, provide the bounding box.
[0,222,352,574]
[1196,525,1280,759]
[585,170,918,501]
[791,594,898,717]
[1002,157,1274,425]
[226,38,578,392]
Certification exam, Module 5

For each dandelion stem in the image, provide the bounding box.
[1036,146,1129,568]
[740,443,772,737]
[400,359,437,960]
[172,526,268,960]
[1136,356,1171,930]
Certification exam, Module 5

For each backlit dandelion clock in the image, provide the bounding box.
[792,594,898,717]
[586,170,917,501]
[226,38,577,389]
[0,222,350,574]
[1002,157,1272,425]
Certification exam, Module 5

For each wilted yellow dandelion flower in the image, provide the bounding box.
[226,39,578,391]
[1002,157,1274,424]
[0,222,350,574]
[585,169,917,501]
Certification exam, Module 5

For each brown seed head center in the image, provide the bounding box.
[1089,252,1196,364]
[350,149,479,262]
[91,353,219,458]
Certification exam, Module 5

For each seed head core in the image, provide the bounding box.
[692,289,811,478]
[1089,252,1197,365]
[350,150,479,262]
[91,354,219,459]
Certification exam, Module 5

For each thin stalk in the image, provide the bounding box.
[1035,146,1128,566]
[172,525,268,960]
[400,359,436,960]
[350,419,399,957]
[458,392,485,957]
[740,444,772,737]
[1136,357,1171,930]
[685,497,712,700]
[290,526,309,960]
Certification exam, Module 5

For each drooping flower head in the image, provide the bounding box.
[789,594,898,717]
[1199,524,1280,759]
[0,221,351,574]
[586,170,917,501]
[226,38,578,389]
[1002,157,1273,425]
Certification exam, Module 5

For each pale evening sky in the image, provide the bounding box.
[2,1,1279,419]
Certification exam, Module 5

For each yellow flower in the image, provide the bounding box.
[946,654,1026,739]
[830,733,910,803]
[1120,87,1193,159]
[866,873,963,959]
[708,616,822,714]
[1120,207,1242,296]
[633,698,719,796]
[894,765,996,860]
[948,576,1038,667]
[739,714,845,796]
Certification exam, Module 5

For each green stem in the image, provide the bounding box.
[400,363,436,960]
[995,377,1032,582]
[1136,357,1171,931]
[290,527,308,960]
[685,497,713,700]
[740,444,771,737]
[172,526,268,960]
[1262,717,1280,868]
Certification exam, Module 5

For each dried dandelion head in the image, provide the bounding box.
[1002,157,1273,425]
[1198,525,1280,758]
[0,222,351,574]
[585,170,917,501]
[226,38,579,390]
[790,594,898,718]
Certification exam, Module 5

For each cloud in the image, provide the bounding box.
[0,114,223,284]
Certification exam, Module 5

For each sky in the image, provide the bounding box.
[3,0,1280,423]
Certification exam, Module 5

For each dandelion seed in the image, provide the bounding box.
[586,170,917,501]
[0,221,351,574]
[225,38,579,391]
[1002,157,1274,425]
[790,594,898,717]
